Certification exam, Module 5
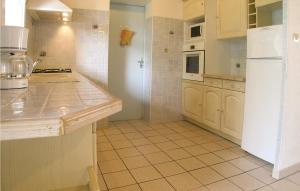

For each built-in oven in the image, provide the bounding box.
[182,41,205,81]
[185,22,205,42]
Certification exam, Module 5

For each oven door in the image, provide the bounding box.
[183,51,205,81]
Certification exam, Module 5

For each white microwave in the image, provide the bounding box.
[182,42,205,81]
[187,22,205,41]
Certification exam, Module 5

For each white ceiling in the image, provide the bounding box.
[110,0,149,6]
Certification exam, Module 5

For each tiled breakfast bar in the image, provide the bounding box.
[0,73,122,191]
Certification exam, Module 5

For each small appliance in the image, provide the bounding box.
[185,22,205,42]
[0,26,40,90]
[182,41,205,81]
[242,25,283,164]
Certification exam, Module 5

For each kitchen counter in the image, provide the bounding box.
[204,74,246,82]
[0,73,122,141]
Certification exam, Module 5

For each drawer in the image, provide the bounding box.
[223,80,245,92]
[204,78,223,88]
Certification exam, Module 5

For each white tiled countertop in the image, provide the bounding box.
[0,73,122,141]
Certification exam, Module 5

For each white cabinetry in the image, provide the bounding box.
[183,0,205,21]
[203,86,222,130]
[221,90,245,139]
[216,0,248,39]
[182,81,204,122]
[182,79,245,143]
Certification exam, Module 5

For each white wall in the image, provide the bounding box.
[145,0,183,19]
[61,0,110,11]
[273,0,300,178]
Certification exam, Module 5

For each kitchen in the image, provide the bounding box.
[1,0,300,191]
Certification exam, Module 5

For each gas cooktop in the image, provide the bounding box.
[32,68,72,73]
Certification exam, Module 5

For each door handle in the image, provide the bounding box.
[138,58,144,69]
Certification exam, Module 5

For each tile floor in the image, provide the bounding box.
[96,120,300,191]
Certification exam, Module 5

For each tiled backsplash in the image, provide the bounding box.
[229,38,247,76]
[30,9,109,85]
[145,17,183,123]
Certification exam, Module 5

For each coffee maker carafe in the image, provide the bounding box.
[0,26,39,89]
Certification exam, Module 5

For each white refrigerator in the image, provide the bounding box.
[242,25,283,164]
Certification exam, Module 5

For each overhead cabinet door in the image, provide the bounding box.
[203,86,222,130]
[217,0,248,39]
[183,0,205,21]
[182,82,204,122]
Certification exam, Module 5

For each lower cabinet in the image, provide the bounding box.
[182,81,204,123]
[203,86,222,130]
[182,80,245,142]
[221,90,245,139]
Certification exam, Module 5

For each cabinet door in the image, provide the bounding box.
[203,86,222,130]
[183,0,205,21]
[217,0,247,39]
[182,82,204,122]
[221,90,245,139]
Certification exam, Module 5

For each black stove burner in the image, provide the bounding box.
[33,68,72,73]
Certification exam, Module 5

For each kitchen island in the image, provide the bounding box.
[1,73,122,191]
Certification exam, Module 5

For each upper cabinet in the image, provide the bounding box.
[216,0,248,39]
[183,0,205,21]
[256,0,282,8]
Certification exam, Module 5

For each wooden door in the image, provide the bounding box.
[217,0,247,39]
[221,90,245,139]
[182,81,204,122]
[203,86,222,130]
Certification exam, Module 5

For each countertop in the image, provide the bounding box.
[204,74,246,82]
[0,73,122,141]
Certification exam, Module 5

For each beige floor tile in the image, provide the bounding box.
[165,148,192,160]
[190,167,224,185]
[130,166,162,183]
[211,162,243,178]
[147,135,169,143]
[123,155,151,169]
[201,143,225,152]
[124,132,144,140]
[166,173,202,191]
[139,178,175,191]
[288,172,300,186]
[149,123,167,129]
[173,139,196,147]
[144,152,172,164]
[154,161,186,177]
[156,128,176,135]
[247,167,277,184]
[110,184,141,191]
[197,153,224,166]
[97,174,108,191]
[215,140,237,149]
[188,187,210,191]
[103,128,122,136]
[156,141,180,151]
[229,173,265,190]
[176,157,206,171]
[107,134,128,141]
[99,159,127,174]
[116,147,141,158]
[207,180,243,191]
[98,142,114,151]
[244,155,268,167]
[103,170,136,189]
[214,149,241,161]
[230,147,249,157]
[97,150,119,162]
[141,130,160,137]
[189,136,211,144]
[182,131,200,138]
[270,179,300,191]
[97,135,109,143]
[131,138,152,146]
[184,145,209,156]
[136,144,160,155]
[256,186,276,191]
[167,133,186,141]
[111,140,133,149]
[229,157,260,172]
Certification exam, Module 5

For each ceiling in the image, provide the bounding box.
[110,0,149,6]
